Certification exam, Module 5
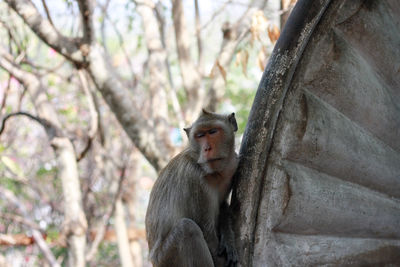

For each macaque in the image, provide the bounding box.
[146,109,239,267]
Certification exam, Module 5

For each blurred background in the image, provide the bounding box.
[0,0,295,266]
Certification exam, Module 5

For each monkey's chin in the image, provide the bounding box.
[199,158,225,174]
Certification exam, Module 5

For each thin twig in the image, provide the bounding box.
[0,112,42,135]
[200,0,232,30]
[0,75,11,115]
[99,1,136,89]
[154,2,175,89]
[40,0,55,27]
[194,0,204,73]
[0,111,61,139]
[76,70,98,161]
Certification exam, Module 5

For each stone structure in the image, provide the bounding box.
[232,0,400,265]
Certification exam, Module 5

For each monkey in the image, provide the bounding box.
[145,109,239,267]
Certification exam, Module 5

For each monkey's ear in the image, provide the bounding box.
[183,127,191,138]
[228,113,238,132]
[202,109,212,115]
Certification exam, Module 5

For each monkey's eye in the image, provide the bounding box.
[195,132,205,138]
[208,128,218,135]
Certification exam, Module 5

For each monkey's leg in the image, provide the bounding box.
[157,218,214,267]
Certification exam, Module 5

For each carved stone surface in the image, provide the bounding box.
[232,0,400,265]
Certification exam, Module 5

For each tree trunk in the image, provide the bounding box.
[52,137,87,267]
[124,149,144,267]
[115,199,134,267]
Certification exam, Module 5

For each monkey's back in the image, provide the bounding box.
[145,149,219,259]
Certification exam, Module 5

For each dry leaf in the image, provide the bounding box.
[235,50,242,67]
[209,61,218,78]
[241,50,249,77]
[251,11,268,42]
[257,47,268,71]
[216,61,227,83]
[268,24,280,43]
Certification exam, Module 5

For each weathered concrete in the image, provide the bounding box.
[232,0,400,265]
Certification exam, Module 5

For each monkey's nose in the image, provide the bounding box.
[204,145,212,152]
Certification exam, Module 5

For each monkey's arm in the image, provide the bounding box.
[217,201,238,267]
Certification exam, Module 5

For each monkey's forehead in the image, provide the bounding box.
[194,113,228,124]
[189,120,228,131]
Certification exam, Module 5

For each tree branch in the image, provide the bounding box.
[200,0,232,30]
[5,0,84,64]
[171,0,204,120]
[87,44,170,170]
[153,2,185,128]
[194,0,204,73]
[40,0,54,27]
[99,0,136,89]
[76,0,95,45]
[135,0,169,122]
[0,74,11,114]
[76,70,98,161]
[0,111,61,138]
[6,0,172,171]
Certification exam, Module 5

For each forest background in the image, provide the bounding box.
[0,0,294,266]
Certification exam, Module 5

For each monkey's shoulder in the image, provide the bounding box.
[158,150,203,182]
[149,150,216,210]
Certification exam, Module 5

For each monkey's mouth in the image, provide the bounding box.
[198,157,224,165]
[206,158,223,163]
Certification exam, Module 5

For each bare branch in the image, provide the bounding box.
[5,0,84,64]
[194,0,204,72]
[40,0,54,27]
[135,0,169,119]
[154,2,173,86]
[76,70,97,161]
[87,45,170,170]
[6,0,172,172]
[76,0,95,45]
[171,0,204,120]
[99,1,136,89]
[0,46,32,81]
[0,111,61,138]
[21,57,67,76]
[0,75,11,114]
[0,16,25,53]
[153,2,185,128]
[200,0,232,30]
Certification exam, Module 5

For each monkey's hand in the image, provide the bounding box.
[218,232,238,267]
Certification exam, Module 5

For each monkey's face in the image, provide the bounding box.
[184,110,237,174]
[192,124,234,174]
